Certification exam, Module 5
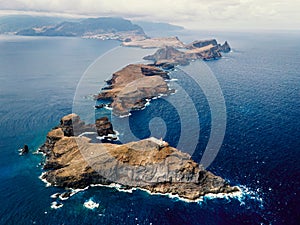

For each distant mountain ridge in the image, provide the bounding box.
[16,17,145,37]
[0,15,66,33]
[0,15,185,39]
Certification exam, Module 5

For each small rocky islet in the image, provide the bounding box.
[39,36,238,201]
[40,114,239,201]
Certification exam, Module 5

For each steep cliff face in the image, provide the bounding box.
[95,117,115,137]
[143,38,231,66]
[219,41,231,53]
[143,46,189,66]
[59,114,86,137]
[192,45,222,61]
[40,117,239,200]
[188,39,231,51]
[39,114,115,156]
[95,64,173,116]
[143,45,222,66]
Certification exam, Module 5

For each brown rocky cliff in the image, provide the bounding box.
[40,118,239,200]
[143,46,189,66]
[96,64,173,116]
[143,39,231,66]
[40,114,115,156]
[219,41,231,53]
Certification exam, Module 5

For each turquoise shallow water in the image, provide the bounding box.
[0,32,299,225]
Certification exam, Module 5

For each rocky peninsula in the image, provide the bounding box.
[38,35,236,202]
[95,64,174,116]
[143,39,231,66]
[95,38,231,117]
[40,114,239,201]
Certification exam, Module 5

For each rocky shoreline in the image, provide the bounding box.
[95,38,230,117]
[38,35,236,202]
[40,114,239,201]
[143,39,231,66]
[95,64,174,117]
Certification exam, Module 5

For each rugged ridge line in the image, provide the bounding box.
[95,64,174,116]
[143,39,231,67]
[40,114,239,201]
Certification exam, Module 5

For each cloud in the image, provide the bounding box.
[0,0,299,30]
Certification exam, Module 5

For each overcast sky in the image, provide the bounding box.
[0,0,299,30]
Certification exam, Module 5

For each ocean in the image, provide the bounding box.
[0,31,299,225]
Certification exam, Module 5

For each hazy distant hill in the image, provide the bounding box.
[16,17,145,37]
[0,15,182,39]
[0,15,67,33]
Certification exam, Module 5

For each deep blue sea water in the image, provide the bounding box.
[0,32,299,225]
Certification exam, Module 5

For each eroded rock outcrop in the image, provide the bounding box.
[186,39,231,59]
[219,41,231,53]
[40,114,115,156]
[95,117,115,137]
[95,64,173,116]
[187,44,222,61]
[59,113,87,137]
[143,39,231,66]
[40,118,239,200]
[19,144,29,155]
[143,46,189,66]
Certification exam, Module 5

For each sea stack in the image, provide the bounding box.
[20,145,29,155]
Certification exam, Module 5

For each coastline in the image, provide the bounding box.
[38,121,240,202]
[2,28,298,225]
[39,170,262,210]
[39,174,243,205]
[35,34,235,206]
[95,37,231,117]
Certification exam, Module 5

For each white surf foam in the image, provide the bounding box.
[96,133,119,141]
[78,132,97,137]
[118,112,132,118]
[50,193,61,199]
[39,172,51,187]
[51,201,63,209]
[83,199,99,210]
[104,105,113,110]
